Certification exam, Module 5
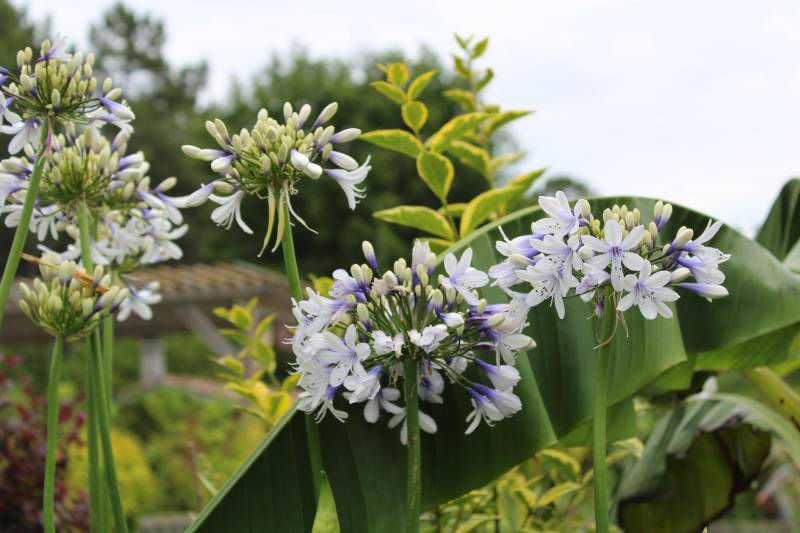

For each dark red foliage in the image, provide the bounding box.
[0,353,90,532]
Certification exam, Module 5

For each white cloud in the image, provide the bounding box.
[20,0,800,235]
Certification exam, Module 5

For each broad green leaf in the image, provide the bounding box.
[407,70,437,100]
[460,186,520,236]
[416,151,454,200]
[401,101,428,131]
[360,129,422,158]
[386,62,409,86]
[442,89,476,111]
[693,392,800,468]
[369,81,405,104]
[485,110,533,136]
[374,205,455,240]
[312,472,340,533]
[446,140,489,176]
[471,37,489,60]
[189,197,800,533]
[618,400,771,533]
[425,112,487,152]
[755,177,800,263]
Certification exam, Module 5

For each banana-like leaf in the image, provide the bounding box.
[617,399,771,533]
[755,177,800,265]
[189,197,800,532]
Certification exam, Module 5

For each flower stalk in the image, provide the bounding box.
[280,201,323,498]
[403,355,421,533]
[78,200,127,532]
[0,117,50,326]
[43,336,64,533]
[592,291,616,533]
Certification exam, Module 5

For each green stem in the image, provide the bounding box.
[280,202,323,499]
[43,336,64,533]
[90,333,128,533]
[593,298,615,533]
[78,201,124,530]
[86,341,103,532]
[103,316,114,414]
[403,356,421,533]
[0,119,51,327]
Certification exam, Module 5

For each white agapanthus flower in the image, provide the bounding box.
[491,193,730,322]
[181,101,371,254]
[291,240,536,442]
[0,124,193,321]
[0,36,134,152]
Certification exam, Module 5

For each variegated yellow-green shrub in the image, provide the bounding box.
[362,34,544,250]
[212,298,297,430]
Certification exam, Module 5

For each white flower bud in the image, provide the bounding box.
[316,102,338,125]
[487,313,506,328]
[670,267,691,284]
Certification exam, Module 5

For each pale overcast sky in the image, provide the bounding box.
[21,0,800,235]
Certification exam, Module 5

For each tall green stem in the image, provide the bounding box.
[79,201,126,531]
[593,297,615,533]
[85,342,102,532]
[403,356,421,533]
[90,333,128,533]
[0,119,51,327]
[280,203,323,498]
[43,336,64,533]
[103,316,114,413]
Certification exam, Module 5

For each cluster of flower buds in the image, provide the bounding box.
[17,253,128,341]
[181,101,370,254]
[0,35,134,153]
[291,240,536,442]
[0,123,193,320]
[490,191,730,321]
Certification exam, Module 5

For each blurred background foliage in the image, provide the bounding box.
[0,1,798,531]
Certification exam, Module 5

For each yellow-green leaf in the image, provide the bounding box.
[538,449,582,478]
[442,89,476,111]
[476,68,494,92]
[311,472,340,533]
[536,482,582,508]
[422,237,454,254]
[218,355,245,375]
[490,150,527,174]
[407,70,437,100]
[401,101,428,131]
[471,37,489,59]
[460,186,520,236]
[485,110,533,136]
[506,168,546,194]
[386,62,409,87]
[425,112,487,152]
[309,275,335,297]
[439,202,468,218]
[453,55,470,78]
[374,205,455,240]
[416,151,455,200]
[254,314,275,339]
[446,140,490,176]
[361,129,422,158]
[369,81,405,104]
[229,305,252,330]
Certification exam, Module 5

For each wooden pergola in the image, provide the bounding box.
[1,261,294,387]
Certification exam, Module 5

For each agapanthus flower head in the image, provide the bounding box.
[17,253,128,341]
[292,240,536,442]
[490,191,730,322]
[181,101,371,254]
[0,36,134,153]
